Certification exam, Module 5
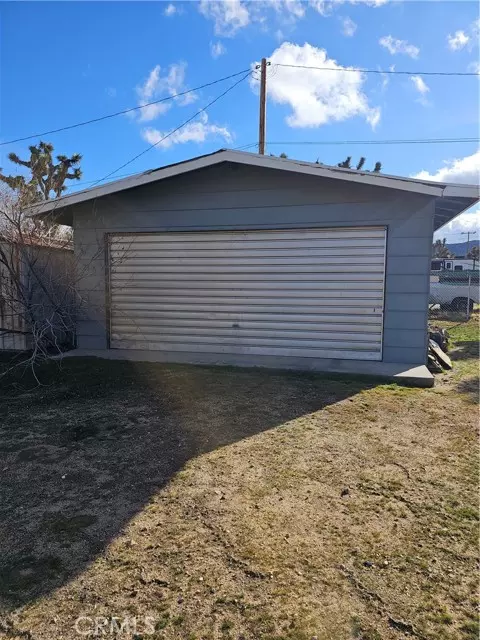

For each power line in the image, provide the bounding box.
[4,63,476,150]
[3,62,477,149]
[63,171,139,190]
[32,72,252,214]
[0,68,251,147]
[93,70,252,186]
[233,143,259,151]
[438,232,480,238]
[64,135,479,191]
[235,137,479,150]
[272,137,479,146]
[274,63,480,77]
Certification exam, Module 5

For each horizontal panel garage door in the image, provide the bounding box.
[108,228,386,361]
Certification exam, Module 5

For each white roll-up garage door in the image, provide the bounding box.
[108,227,386,361]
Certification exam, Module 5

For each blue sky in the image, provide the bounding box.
[1,0,479,240]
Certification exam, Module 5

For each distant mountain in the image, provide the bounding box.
[445,239,480,257]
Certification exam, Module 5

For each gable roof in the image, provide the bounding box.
[30,149,479,230]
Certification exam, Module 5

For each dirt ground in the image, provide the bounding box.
[0,319,478,640]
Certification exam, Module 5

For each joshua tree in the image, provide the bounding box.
[0,141,82,204]
[337,156,382,172]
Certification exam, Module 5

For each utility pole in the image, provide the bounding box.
[461,230,477,260]
[258,58,269,155]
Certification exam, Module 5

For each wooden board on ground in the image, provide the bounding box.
[429,339,453,370]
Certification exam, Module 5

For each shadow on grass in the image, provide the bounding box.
[0,356,376,612]
[449,340,480,361]
[429,310,477,323]
[456,376,479,403]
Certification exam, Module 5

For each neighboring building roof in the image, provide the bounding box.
[0,233,72,251]
[30,149,480,230]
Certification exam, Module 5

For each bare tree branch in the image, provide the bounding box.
[0,188,103,378]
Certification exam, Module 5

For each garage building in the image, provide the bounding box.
[33,150,479,383]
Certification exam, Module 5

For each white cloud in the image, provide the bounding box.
[134,62,196,122]
[136,102,168,122]
[199,0,250,36]
[271,0,306,20]
[410,76,429,95]
[210,41,227,58]
[412,151,480,185]
[447,19,479,52]
[105,87,117,98]
[435,206,479,240]
[285,0,306,18]
[468,60,480,74]
[141,112,232,150]
[141,66,160,98]
[135,66,168,121]
[164,3,177,16]
[447,30,469,51]
[353,0,388,5]
[410,75,430,106]
[341,16,357,36]
[198,0,387,35]
[311,0,387,15]
[379,64,395,91]
[166,63,197,105]
[379,35,420,58]
[308,0,328,14]
[472,17,480,40]
[251,42,380,129]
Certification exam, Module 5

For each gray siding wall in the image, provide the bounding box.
[73,162,434,365]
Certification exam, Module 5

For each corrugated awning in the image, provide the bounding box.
[434,193,480,231]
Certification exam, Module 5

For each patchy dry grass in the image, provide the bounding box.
[432,315,479,401]
[0,322,478,640]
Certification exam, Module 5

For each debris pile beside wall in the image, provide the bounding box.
[427,326,452,373]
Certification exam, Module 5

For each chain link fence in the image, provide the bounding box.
[429,268,479,321]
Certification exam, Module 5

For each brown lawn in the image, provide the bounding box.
[0,318,478,640]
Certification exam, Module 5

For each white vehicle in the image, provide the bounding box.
[431,258,479,272]
[430,280,480,312]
